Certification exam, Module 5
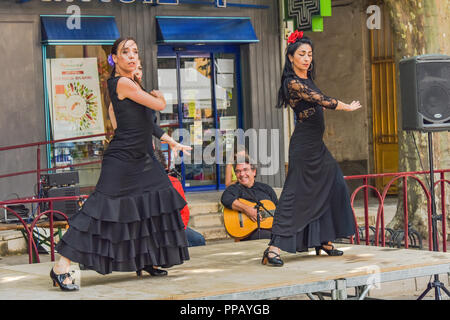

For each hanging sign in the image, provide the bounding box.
[284,0,331,32]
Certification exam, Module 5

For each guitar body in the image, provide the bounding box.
[223,198,276,240]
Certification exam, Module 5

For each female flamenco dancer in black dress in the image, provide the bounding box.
[50,38,190,290]
[262,31,362,266]
[108,58,191,170]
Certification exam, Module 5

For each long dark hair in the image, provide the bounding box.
[109,37,137,79]
[134,58,144,88]
[276,36,315,109]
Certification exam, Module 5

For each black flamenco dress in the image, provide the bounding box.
[269,76,356,253]
[55,76,189,275]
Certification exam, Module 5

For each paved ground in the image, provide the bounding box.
[1,240,449,300]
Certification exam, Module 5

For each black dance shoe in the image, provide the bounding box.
[136,266,168,277]
[261,248,284,267]
[50,268,79,291]
[315,242,343,256]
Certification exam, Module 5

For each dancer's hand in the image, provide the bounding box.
[336,100,362,111]
[168,140,192,158]
[344,101,362,111]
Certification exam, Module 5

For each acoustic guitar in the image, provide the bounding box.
[223,198,276,240]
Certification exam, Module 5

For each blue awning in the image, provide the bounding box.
[156,16,259,44]
[41,16,120,45]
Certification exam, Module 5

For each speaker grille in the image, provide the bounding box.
[417,62,450,123]
[46,186,80,220]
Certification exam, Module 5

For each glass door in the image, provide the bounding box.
[179,54,216,188]
[157,46,242,191]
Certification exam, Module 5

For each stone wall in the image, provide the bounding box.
[306,1,372,177]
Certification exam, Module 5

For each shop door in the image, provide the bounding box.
[370,3,398,194]
[157,46,242,191]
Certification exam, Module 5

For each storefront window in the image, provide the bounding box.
[157,48,241,190]
[44,45,113,191]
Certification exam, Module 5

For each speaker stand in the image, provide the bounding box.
[417,132,450,300]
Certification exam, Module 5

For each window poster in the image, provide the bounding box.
[188,101,196,118]
[217,73,234,88]
[216,59,234,74]
[190,120,203,146]
[219,116,237,131]
[48,58,105,141]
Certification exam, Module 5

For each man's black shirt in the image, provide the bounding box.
[221,182,278,209]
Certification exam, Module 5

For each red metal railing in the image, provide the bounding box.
[1,135,449,264]
[0,196,88,264]
[346,170,449,252]
[1,132,111,264]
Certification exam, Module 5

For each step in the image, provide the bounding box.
[188,202,222,216]
[194,226,231,242]
[0,230,23,241]
[0,230,27,256]
[188,212,223,229]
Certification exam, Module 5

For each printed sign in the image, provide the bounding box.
[48,58,104,141]
[220,116,237,131]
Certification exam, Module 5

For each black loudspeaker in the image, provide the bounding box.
[399,54,450,131]
[46,186,80,221]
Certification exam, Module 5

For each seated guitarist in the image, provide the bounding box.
[220,157,278,241]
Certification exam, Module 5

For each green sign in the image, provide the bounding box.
[284,0,332,32]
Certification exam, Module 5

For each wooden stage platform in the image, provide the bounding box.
[0,240,449,300]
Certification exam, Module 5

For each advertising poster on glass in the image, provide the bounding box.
[48,58,105,142]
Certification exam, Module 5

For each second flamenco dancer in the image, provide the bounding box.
[262,31,362,266]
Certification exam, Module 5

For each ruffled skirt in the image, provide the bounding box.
[269,169,355,252]
[269,119,355,253]
[56,155,190,275]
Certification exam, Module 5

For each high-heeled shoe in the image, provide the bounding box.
[315,242,343,256]
[136,266,168,277]
[261,248,284,267]
[50,268,79,291]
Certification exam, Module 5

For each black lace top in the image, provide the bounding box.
[287,76,338,122]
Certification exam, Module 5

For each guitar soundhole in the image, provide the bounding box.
[261,211,275,219]
[238,212,244,228]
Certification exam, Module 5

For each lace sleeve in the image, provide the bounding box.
[288,79,338,109]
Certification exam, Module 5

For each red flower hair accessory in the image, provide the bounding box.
[287,30,304,44]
